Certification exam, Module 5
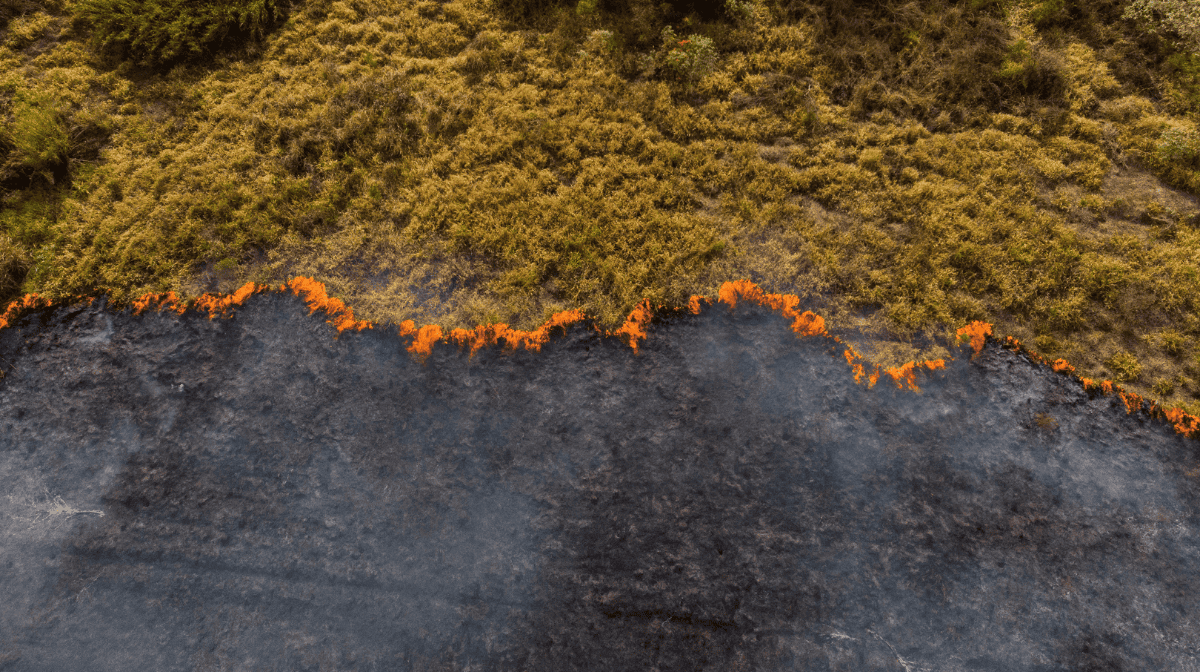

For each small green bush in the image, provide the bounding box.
[1164,52,1200,118]
[1122,0,1200,55]
[1155,124,1200,169]
[582,29,617,56]
[1106,350,1143,383]
[70,0,284,69]
[1,90,70,184]
[724,0,762,28]
[1158,329,1187,356]
[0,0,64,32]
[1033,334,1060,354]
[994,37,1069,103]
[657,26,718,94]
[997,39,1036,83]
[0,232,34,304]
[1027,0,1068,28]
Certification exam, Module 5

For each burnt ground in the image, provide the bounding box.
[1,285,1199,671]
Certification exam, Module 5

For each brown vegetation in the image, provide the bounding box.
[1,0,1200,417]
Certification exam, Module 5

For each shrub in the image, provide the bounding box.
[1158,329,1186,356]
[490,0,564,25]
[1106,350,1143,383]
[1151,377,1177,398]
[0,232,33,304]
[70,0,284,69]
[1034,334,1060,354]
[997,39,1034,81]
[1161,50,1200,115]
[1027,0,1068,29]
[1121,0,1200,55]
[0,0,64,32]
[1154,124,1200,169]
[582,29,617,56]
[1,86,116,191]
[994,37,1070,103]
[1,90,70,185]
[657,26,718,93]
[724,0,762,28]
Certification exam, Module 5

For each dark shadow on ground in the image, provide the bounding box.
[1,281,1199,671]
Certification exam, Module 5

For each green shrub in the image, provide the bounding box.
[1155,124,1200,168]
[489,0,565,25]
[0,0,64,32]
[1027,0,1068,28]
[1158,329,1187,356]
[997,39,1036,83]
[1121,0,1200,55]
[723,0,761,28]
[70,0,284,69]
[582,29,617,56]
[0,232,33,304]
[657,26,718,93]
[994,37,1070,103]
[1033,334,1060,354]
[1106,350,1143,383]
[1163,51,1200,114]
[1,86,116,190]
[1,90,70,185]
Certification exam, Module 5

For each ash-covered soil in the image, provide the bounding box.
[1,286,1198,671]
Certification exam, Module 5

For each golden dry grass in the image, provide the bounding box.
[1,0,1199,415]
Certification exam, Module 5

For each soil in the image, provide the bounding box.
[1,283,1198,671]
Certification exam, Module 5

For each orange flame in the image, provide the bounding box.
[1,277,1197,441]
[995,334,1200,439]
[0,293,56,329]
[956,321,992,359]
[1052,359,1075,374]
[717,279,828,338]
[1118,390,1144,415]
[1164,406,1200,437]
[283,277,375,335]
[843,344,883,388]
[883,359,947,392]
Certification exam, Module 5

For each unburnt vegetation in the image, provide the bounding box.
[1,0,1200,415]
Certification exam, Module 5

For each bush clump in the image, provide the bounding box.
[0,86,115,191]
[0,0,64,31]
[0,90,71,186]
[0,232,33,307]
[69,0,285,69]
[1121,0,1200,55]
[655,26,718,94]
[1106,350,1144,383]
[1155,124,1200,169]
